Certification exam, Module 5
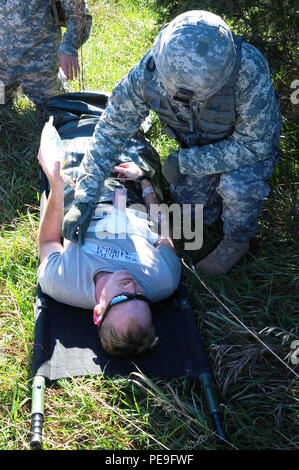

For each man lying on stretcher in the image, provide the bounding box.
[37,149,181,358]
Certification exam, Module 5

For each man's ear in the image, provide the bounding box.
[93,304,102,325]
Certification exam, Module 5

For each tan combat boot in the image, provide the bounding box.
[195,236,249,276]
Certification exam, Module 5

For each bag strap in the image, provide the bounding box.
[49,0,66,27]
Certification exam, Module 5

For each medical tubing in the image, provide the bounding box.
[40,116,75,187]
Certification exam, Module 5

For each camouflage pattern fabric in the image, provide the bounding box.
[59,0,92,56]
[176,42,282,177]
[152,10,236,100]
[0,0,91,107]
[67,11,282,243]
[73,47,281,198]
[171,156,280,242]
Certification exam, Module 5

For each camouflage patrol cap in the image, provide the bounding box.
[152,10,236,101]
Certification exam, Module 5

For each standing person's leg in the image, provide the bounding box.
[0,67,21,109]
[20,66,67,109]
[18,37,68,109]
[196,157,280,275]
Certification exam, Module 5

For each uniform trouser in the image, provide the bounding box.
[0,42,66,109]
[171,156,280,243]
[0,67,66,109]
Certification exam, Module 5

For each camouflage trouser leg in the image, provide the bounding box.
[0,66,67,110]
[19,66,67,108]
[172,157,279,243]
[171,173,222,225]
[0,67,21,109]
[217,157,279,242]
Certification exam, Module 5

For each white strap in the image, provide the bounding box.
[142,186,154,198]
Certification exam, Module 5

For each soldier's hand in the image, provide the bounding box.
[61,202,93,244]
[60,54,80,80]
[112,161,144,182]
[162,152,181,186]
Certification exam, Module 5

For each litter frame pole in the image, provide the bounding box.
[30,375,45,450]
[198,372,227,443]
[178,284,228,444]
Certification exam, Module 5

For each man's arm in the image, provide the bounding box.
[176,43,282,178]
[74,55,151,204]
[59,0,92,56]
[38,151,64,262]
[140,178,176,253]
[59,0,92,79]
[62,53,152,242]
[113,162,176,253]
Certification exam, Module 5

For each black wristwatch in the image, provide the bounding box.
[135,174,148,190]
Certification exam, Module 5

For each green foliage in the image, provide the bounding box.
[74,0,159,92]
[0,0,298,452]
[144,0,298,68]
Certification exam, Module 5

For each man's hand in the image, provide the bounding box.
[154,237,176,253]
[38,147,64,191]
[112,161,144,182]
[61,202,93,244]
[162,152,181,186]
[60,54,80,80]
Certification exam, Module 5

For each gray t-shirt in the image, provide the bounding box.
[37,223,181,310]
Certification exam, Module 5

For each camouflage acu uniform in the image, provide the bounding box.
[0,0,91,108]
[70,11,282,244]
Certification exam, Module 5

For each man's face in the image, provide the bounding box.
[97,270,152,333]
[100,270,144,301]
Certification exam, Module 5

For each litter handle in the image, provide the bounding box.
[30,376,45,450]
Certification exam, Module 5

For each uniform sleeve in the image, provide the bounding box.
[59,0,92,56]
[178,43,282,176]
[74,53,152,203]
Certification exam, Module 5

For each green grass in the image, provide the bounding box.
[74,0,160,93]
[0,0,298,451]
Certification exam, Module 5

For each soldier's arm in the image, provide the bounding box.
[178,43,282,177]
[74,54,152,204]
[61,54,152,242]
[59,0,92,56]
